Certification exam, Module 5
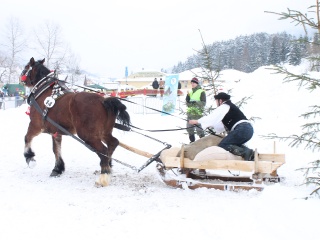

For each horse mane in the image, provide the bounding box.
[34,60,51,82]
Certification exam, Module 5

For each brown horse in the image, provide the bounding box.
[20,57,131,187]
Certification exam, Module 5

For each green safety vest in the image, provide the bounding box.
[189,88,203,101]
[187,89,204,117]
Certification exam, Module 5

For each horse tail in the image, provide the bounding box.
[103,97,131,127]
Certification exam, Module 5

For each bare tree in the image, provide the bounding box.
[64,51,82,85]
[29,20,84,83]
[0,17,26,83]
[32,20,68,70]
[0,55,8,84]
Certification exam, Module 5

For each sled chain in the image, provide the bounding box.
[111,157,138,171]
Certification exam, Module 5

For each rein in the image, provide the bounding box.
[27,73,170,172]
[30,95,170,172]
[54,81,214,133]
[120,97,189,122]
[27,74,98,152]
[58,79,106,94]
[29,95,98,150]
[55,82,194,133]
[118,98,221,136]
[27,72,102,154]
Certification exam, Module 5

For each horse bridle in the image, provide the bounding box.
[20,64,32,84]
[21,61,47,86]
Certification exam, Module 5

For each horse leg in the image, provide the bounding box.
[24,125,41,168]
[97,144,112,187]
[50,134,65,177]
[83,138,111,187]
[94,134,120,187]
[80,132,119,187]
[103,134,119,168]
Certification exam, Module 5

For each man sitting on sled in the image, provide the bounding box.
[189,92,254,161]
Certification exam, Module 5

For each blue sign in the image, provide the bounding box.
[125,66,128,78]
[162,74,179,115]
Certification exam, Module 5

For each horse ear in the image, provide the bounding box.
[41,58,45,64]
[30,57,35,66]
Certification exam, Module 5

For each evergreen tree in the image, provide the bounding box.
[268,35,281,65]
[279,36,291,63]
[288,41,302,65]
[266,3,320,198]
[171,32,299,74]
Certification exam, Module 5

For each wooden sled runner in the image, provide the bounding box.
[157,143,285,191]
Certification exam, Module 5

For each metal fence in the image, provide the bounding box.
[0,97,25,110]
[122,96,182,114]
[0,96,183,114]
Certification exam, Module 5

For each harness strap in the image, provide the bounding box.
[29,95,98,154]
[29,95,169,171]
[55,82,205,133]
[129,124,191,132]
[120,98,188,121]
[117,98,221,137]
[58,80,104,94]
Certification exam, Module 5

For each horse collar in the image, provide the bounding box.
[30,72,56,96]
[44,82,68,108]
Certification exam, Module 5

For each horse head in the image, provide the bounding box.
[20,57,51,87]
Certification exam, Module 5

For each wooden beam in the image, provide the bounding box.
[119,142,153,158]
[162,157,284,174]
[258,153,285,163]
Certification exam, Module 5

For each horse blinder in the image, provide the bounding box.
[20,65,31,83]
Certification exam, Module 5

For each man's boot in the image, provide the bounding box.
[189,134,195,143]
[227,145,254,161]
[242,145,255,161]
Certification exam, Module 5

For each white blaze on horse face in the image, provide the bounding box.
[95,173,111,187]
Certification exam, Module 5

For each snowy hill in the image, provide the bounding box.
[0,61,319,240]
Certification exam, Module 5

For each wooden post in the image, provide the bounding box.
[253,148,262,183]
[270,142,278,177]
[254,148,259,174]
[180,144,185,169]
[180,144,192,176]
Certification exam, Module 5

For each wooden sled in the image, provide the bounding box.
[157,144,285,191]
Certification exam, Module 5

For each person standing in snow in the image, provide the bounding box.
[189,92,254,161]
[186,77,206,143]
[159,78,165,97]
[152,78,159,89]
[151,78,159,97]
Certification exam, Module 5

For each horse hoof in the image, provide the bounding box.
[27,159,37,169]
[95,173,111,187]
[50,171,61,177]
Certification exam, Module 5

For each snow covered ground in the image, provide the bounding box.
[0,64,319,240]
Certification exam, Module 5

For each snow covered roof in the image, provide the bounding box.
[128,70,166,78]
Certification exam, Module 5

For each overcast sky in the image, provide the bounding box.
[0,0,315,78]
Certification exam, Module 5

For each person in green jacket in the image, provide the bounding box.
[186,77,206,142]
